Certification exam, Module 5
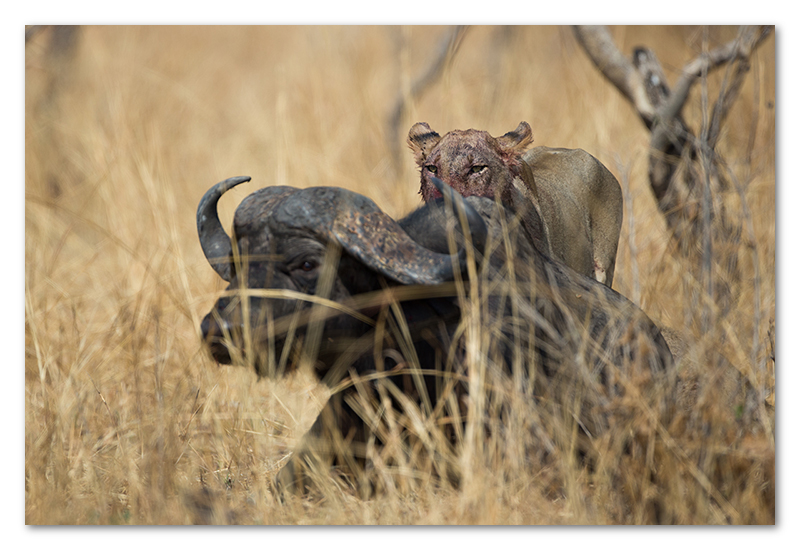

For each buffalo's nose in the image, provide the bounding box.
[200,314,213,340]
[200,313,235,364]
[201,314,232,340]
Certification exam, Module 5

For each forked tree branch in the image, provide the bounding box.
[573,25,771,136]
[572,25,772,214]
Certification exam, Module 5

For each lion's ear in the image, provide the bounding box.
[407,122,442,165]
[497,121,533,155]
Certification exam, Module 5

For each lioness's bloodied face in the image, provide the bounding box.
[407,122,533,202]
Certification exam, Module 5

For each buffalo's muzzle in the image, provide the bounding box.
[200,313,236,364]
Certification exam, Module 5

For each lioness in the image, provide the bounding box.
[407,121,623,286]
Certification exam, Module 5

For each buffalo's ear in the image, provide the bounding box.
[407,122,442,165]
[496,121,533,155]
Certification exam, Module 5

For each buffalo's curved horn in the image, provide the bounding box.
[197,176,251,281]
[271,186,483,285]
[429,176,488,254]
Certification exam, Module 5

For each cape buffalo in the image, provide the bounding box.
[197,176,673,495]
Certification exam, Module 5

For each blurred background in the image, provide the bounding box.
[24,26,775,524]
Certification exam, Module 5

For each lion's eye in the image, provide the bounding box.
[471,165,487,174]
[425,165,437,174]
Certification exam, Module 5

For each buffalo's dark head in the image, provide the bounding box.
[197,176,486,380]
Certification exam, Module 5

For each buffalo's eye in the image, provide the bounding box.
[425,165,437,174]
[470,165,487,174]
[300,260,317,272]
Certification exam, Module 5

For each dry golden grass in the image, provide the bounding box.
[25,25,775,525]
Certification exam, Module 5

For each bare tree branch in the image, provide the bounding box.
[668,25,771,135]
[573,25,772,225]
[574,25,771,134]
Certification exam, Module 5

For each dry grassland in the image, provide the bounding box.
[25,25,775,525]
